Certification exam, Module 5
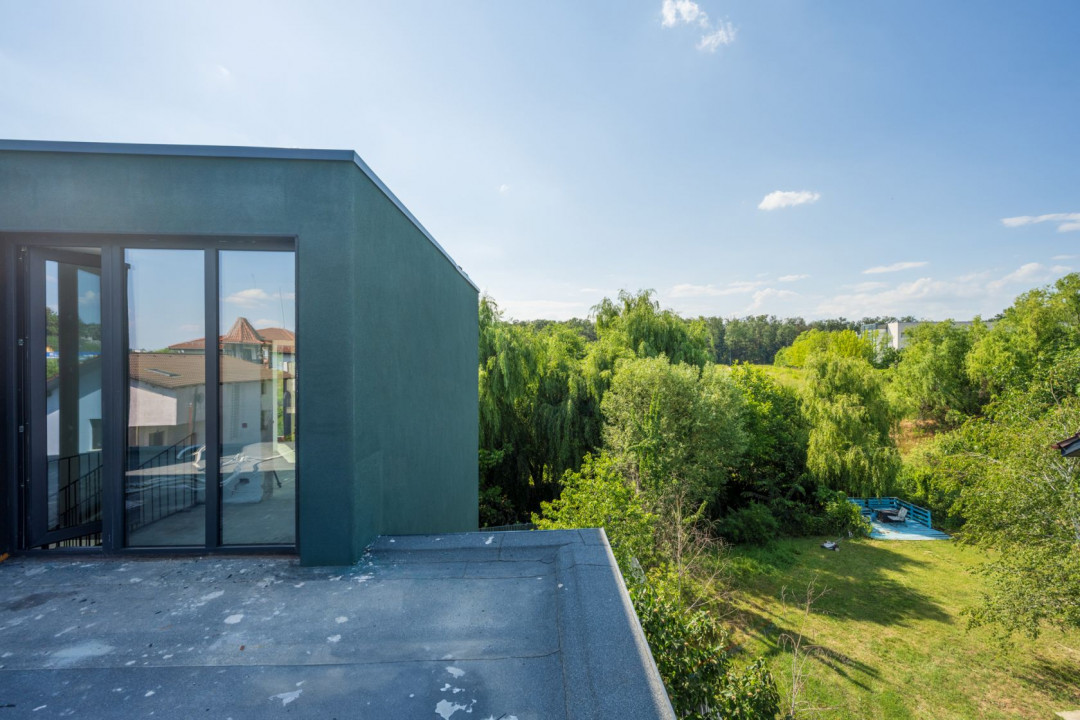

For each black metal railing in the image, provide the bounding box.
[49,451,103,531]
[126,433,202,533]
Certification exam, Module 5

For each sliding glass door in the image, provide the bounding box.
[19,237,296,552]
[218,250,296,546]
[24,246,104,548]
[124,249,207,547]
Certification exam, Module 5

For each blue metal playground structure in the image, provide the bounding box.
[848,497,951,540]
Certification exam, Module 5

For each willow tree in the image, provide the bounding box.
[802,352,899,497]
[773,328,875,368]
[478,296,600,521]
[892,320,982,427]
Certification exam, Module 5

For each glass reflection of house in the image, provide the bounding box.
[128,353,291,451]
[170,316,297,371]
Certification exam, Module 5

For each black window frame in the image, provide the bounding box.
[2,232,299,556]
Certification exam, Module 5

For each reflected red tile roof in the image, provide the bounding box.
[168,317,295,354]
[130,353,290,389]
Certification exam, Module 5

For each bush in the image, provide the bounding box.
[809,488,871,537]
[718,503,780,545]
[630,569,780,719]
[534,453,658,569]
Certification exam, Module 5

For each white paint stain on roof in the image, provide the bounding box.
[485,536,495,545]
[270,689,302,707]
[446,666,465,678]
[49,640,114,667]
[434,699,467,719]
[327,635,341,643]
[200,590,224,602]
[224,614,243,624]
[335,616,348,624]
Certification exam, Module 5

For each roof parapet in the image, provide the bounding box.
[0,138,478,292]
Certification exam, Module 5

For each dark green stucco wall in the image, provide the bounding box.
[0,147,479,564]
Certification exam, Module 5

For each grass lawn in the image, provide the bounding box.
[750,364,807,391]
[724,537,1080,719]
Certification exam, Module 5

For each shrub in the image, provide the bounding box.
[718,503,780,545]
[534,453,657,569]
[811,488,871,537]
[630,569,780,719]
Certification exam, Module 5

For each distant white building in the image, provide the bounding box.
[860,320,989,351]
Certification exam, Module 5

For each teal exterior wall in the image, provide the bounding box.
[0,144,479,565]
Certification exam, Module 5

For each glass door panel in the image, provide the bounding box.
[124,249,207,547]
[27,247,103,547]
[219,250,296,545]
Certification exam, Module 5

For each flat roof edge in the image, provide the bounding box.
[0,139,479,292]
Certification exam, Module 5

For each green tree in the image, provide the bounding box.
[966,273,1080,398]
[601,356,746,510]
[478,296,600,519]
[773,328,875,368]
[802,353,899,497]
[892,320,982,426]
[726,363,812,528]
[593,290,712,368]
[953,384,1080,639]
[534,453,657,569]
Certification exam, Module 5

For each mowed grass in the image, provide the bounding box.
[750,364,807,391]
[723,537,1080,719]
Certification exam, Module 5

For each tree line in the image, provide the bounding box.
[479,277,1080,717]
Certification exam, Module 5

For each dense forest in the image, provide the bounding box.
[479,277,1080,718]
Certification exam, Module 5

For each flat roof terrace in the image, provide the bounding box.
[0,530,674,719]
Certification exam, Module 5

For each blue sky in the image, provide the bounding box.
[4,1,1078,321]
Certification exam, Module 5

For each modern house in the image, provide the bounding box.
[0,139,480,565]
[169,316,297,371]
[860,319,989,351]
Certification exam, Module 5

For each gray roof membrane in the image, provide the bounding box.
[0,138,478,292]
[0,529,675,719]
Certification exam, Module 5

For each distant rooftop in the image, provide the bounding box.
[169,317,296,354]
[0,529,674,719]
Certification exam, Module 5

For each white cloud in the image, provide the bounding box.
[498,299,593,321]
[862,261,929,275]
[660,1,736,52]
[225,288,273,307]
[850,281,888,292]
[698,22,737,51]
[498,184,510,195]
[817,277,981,318]
[78,290,97,306]
[1001,212,1080,232]
[1052,254,1078,261]
[748,288,796,311]
[215,65,231,80]
[670,280,763,297]
[818,263,1073,319]
[757,190,821,211]
[661,0,707,27]
[778,274,809,282]
[989,262,1072,290]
